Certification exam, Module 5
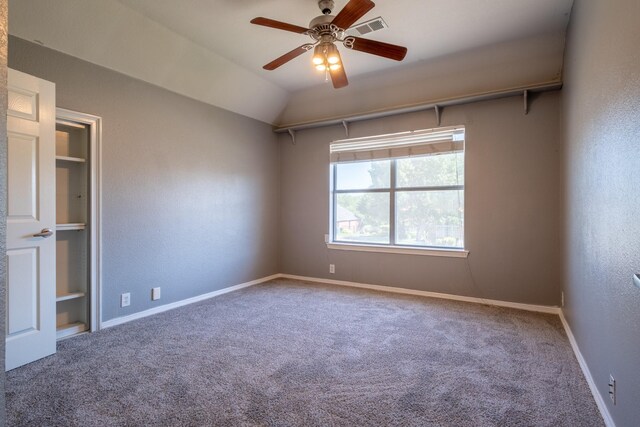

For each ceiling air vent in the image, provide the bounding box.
[345,16,388,37]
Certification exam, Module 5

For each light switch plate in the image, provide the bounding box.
[152,287,161,301]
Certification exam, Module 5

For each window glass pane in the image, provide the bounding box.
[335,193,390,244]
[336,160,390,190]
[396,190,464,248]
[396,152,464,188]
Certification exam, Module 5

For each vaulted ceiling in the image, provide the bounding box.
[9,0,573,125]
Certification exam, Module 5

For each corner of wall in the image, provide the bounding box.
[0,0,8,423]
[276,134,284,274]
[558,309,616,427]
[560,0,640,425]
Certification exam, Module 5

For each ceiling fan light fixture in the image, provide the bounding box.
[326,44,340,64]
[312,45,325,65]
[313,43,341,71]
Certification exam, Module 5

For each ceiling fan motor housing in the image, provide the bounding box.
[309,14,335,32]
[318,0,335,15]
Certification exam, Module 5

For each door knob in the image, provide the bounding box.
[33,228,53,238]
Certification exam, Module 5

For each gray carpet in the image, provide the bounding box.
[7,279,603,426]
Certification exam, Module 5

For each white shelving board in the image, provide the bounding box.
[56,322,88,340]
[56,291,86,302]
[57,223,86,231]
[56,155,86,163]
[57,119,86,129]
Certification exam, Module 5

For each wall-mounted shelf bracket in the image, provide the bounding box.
[342,121,349,137]
[273,81,562,134]
[288,129,296,144]
[524,90,529,115]
[434,105,442,126]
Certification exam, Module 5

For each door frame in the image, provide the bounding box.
[56,108,103,332]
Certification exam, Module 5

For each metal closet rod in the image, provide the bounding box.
[273,80,563,134]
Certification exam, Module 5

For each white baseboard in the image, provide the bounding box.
[559,310,615,427]
[102,273,560,330]
[101,274,280,329]
[280,274,561,314]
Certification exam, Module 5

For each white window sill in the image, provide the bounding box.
[327,242,469,258]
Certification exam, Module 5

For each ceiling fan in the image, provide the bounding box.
[250,0,408,89]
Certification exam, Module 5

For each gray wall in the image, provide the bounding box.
[561,1,640,425]
[278,33,565,126]
[280,93,562,305]
[0,0,7,424]
[8,36,281,322]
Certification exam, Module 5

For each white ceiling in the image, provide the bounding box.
[9,0,573,124]
[115,0,573,91]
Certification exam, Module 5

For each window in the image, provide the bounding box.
[330,126,465,252]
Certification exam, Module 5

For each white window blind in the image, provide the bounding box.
[330,126,465,163]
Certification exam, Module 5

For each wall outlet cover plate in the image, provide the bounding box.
[121,293,131,307]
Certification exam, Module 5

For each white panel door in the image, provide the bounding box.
[6,69,56,371]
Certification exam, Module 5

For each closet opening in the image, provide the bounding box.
[55,108,102,339]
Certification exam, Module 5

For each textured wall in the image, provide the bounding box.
[278,33,565,126]
[8,36,281,322]
[0,0,7,422]
[9,0,289,124]
[562,1,640,425]
[280,93,562,305]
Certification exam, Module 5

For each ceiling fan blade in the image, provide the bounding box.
[330,65,349,89]
[250,17,309,34]
[331,0,376,30]
[263,44,313,70]
[329,51,349,89]
[348,37,407,61]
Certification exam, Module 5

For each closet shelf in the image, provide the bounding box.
[56,223,86,231]
[55,111,97,341]
[56,155,86,163]
[56,292,86,302]
[57,119,86,130]
[57,322,87,340]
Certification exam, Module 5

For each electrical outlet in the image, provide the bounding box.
[561,292,565,307]
[121,293,131,307]
[608,375,616,404]
[152,287,161,301]
[329,264,335,274]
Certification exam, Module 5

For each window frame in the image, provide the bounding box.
[330,152,467,257]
